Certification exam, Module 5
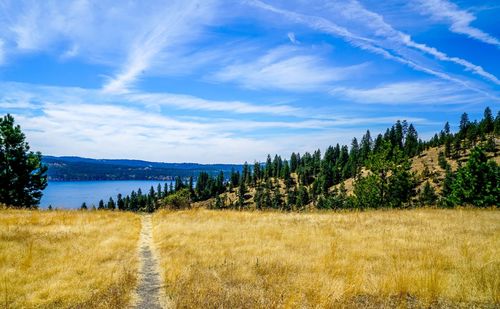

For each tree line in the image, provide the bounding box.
[84,107,499,212]
[0,108,498,210]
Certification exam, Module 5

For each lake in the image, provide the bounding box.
[40,180,176,209]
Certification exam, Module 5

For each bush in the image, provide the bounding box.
[161,188,191,209]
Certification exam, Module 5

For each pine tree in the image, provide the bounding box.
[419,181,437,206]
[296,185,309,209]
[163,183,172,198]
[272,186,282,209]
[290,152,298,173]
[480,107,494,134]
[157,183,163,199]
[238,180,246,209]
[0,114,48,208]
[360,130,372,163]
[449,147,499,207]
[117,193,125,210]
[253,161,261,184]
[241,161,248,185]
[459,112,470,138]
[81,202,88,210]
[404,124,418,157]
[230,169,240,189]
[149,186,156,200]
[265,154,273,179]
[444,121,450,136]
[98,199,105,210]
[107,197,116,210]
[494,111,500,136]
[174,176,184,192]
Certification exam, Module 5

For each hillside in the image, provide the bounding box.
[92,108,500,212]
[43,156,242,181]
[193,136,500,210]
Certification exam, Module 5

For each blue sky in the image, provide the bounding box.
[0,0,498,163]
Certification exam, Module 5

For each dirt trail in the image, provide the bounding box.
[133,214,164,309]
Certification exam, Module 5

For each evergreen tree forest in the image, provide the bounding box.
[87,107,499,212]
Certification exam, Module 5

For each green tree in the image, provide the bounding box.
[459,112,470,139]
[162,188,191,209]
[494,111,500,135]
[117,193,125,210]
[419,181,437,206]
[107,197,116,210]
[253,161,261,184]
[0,114,48,208]
[360,130,372,163]
[480,107,494,134]
[404,124,418,157]
[296,185,309,209]
[354,141,416,208]
[353,174,382,209]
[80,202,88,210]
[448,147,499,207]
[238,180,246,209]
[290,152,298,173]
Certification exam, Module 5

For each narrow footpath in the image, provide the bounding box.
[134,215,163,309]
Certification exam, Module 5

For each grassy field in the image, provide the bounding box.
[153,208,500,308]
[0,210,141,308]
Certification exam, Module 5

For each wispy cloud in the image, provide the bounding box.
[0,82,298,117]
[329,0,500,85]
[287,32,299,44]
[126,91,298,116]
[248,0,500,95]
[211,46,368,91]
[415,0,500,48]
[330,80,482,105]
[0,81,436,162]
[0,0,217,89]
[103,1,216,93]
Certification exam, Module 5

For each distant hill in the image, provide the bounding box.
[43,156,242,181]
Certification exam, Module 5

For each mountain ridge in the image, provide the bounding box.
[43,155,243,181]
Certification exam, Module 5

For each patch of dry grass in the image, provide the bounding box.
[153,208,499,308]
[0,209,141,308]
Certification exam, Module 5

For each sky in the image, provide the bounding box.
[0,0,498,164]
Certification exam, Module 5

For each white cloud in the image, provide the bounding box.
[0,0,218,91]
[325,0,500,85]
[330,81,482,105]
[0,81,438,163]
[0,82,298,116]
[415,0,500,47]
[103,1,217,93]
[7,100,352,163]
[248,0,500,95]
[126,92,298,116]
[287,32,299,44]
[212,46,368,91]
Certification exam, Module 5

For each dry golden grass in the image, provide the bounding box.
[153,208,499,308]
[0,209,141,308]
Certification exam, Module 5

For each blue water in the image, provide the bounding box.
[40,180,175,209]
